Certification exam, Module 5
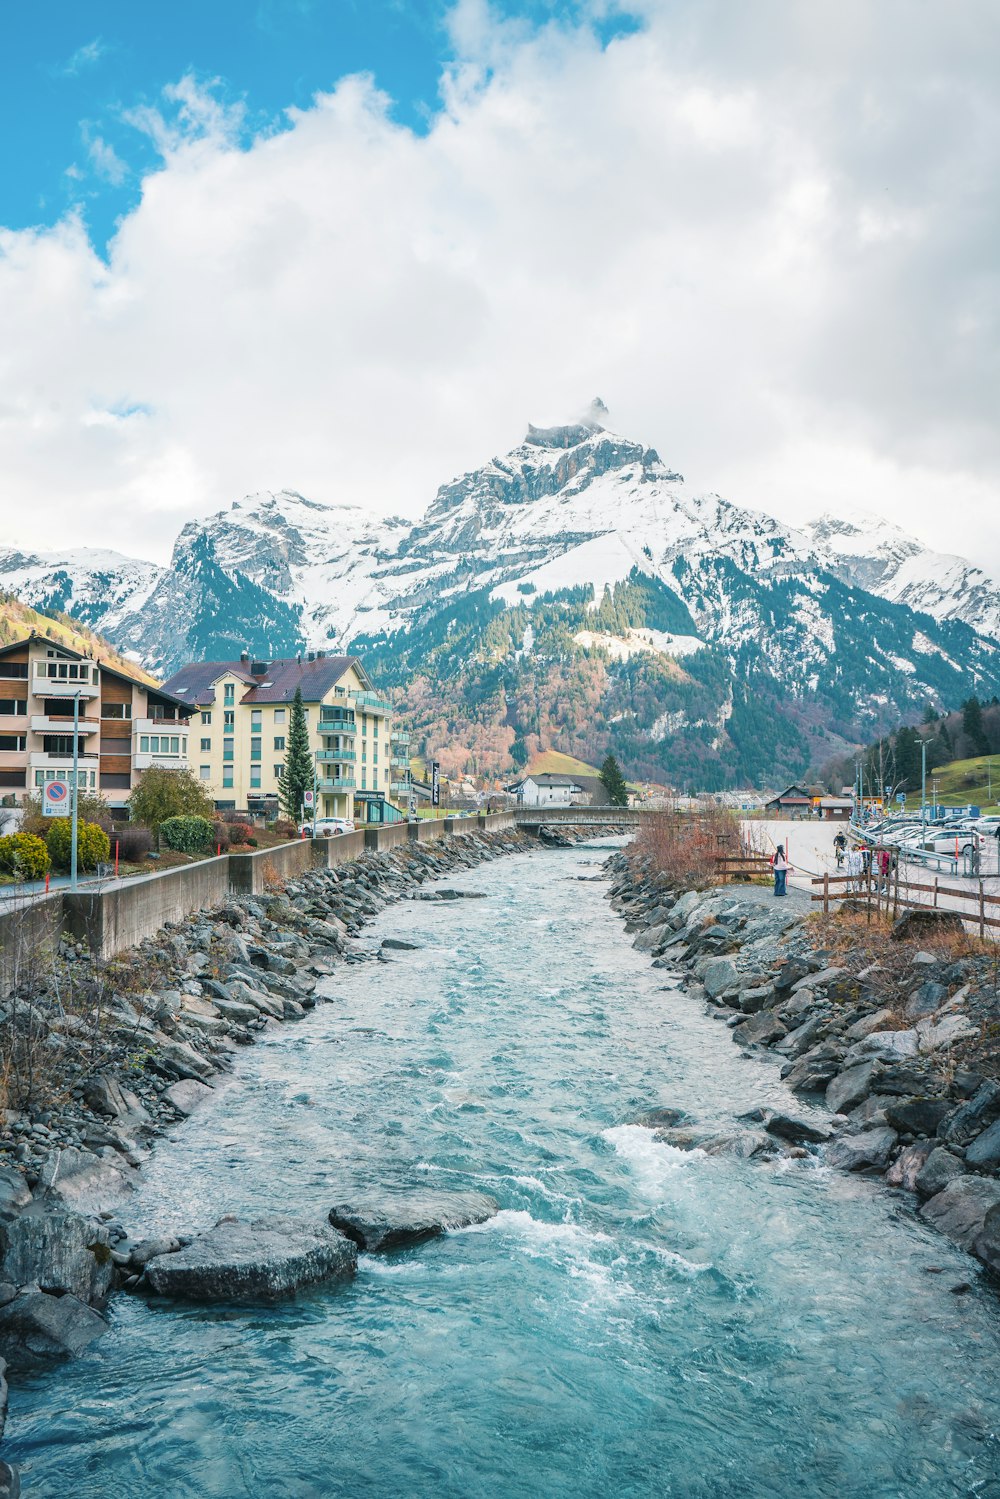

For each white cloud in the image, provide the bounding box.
[58,38,106,76]
[2,0,1000,579]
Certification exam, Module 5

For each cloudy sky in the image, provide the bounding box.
[1,0,998,573]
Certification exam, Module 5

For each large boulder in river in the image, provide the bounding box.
[328,1190,499,1251]
[973,1203,1000,1274]
[144,1216,356,1300]
[0,1289,107,1366]
[920,1177,1000,1250]
[825,1127,897,1173]
[0,1207,112,1304]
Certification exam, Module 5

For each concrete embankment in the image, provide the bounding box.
[605,847,1000,1281]
[1,818,599,1491]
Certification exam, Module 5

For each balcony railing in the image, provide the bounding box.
[30,714,100,735]
[134,752,190,772]
[390,753,410,769]
[318,775,356,790]
[349,691,392,714]
[133,716,191,733]
[316,748,357,762]
[319,710,356,727]
[390,730,410,745]
[391,780,414,797]
[32,677,99,699]
[28,751,99,768]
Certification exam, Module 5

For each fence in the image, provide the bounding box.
[811,865,1000,939]
[713,855,774,881]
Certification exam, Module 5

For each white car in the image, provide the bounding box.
[301,817,356,837]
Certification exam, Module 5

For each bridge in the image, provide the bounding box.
[513,805,647,830]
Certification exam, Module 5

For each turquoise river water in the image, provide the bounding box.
[7,839,1000,1496]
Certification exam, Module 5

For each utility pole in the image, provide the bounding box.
[70,689,81,891]
[921,738,927,848]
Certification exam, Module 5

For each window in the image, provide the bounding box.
[273,764,283,779]
[250,769,261,788]
[223,769,234,788]
[224,711,234,728]
[373,749,378,764]
[0,663,28,679]
[101,703,131,719]
[361,772,367,789]
[202,712,212,726]
[251,710,261,730]
[274,708,286,725]
[250,737,261,762]
[223,684,235,705]
[0,735,26,751]
[373,720,378,739]
[223,738,234,763]
[201,737,211,752]
[362,714,368,733]
[0,701,26,716]
[273,736,285,750]
[200,765,211,780]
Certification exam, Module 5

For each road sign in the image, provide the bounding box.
[303,789,314,808]
[42,780,69,817]
[896,792,906,804]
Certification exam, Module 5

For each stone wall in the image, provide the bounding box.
[229,838,315,895]
[62,856,232,959]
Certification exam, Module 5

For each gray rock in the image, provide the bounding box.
[842,1029,919,1066]
[914,1146,966,1200]
[0,1169,31,1223]
[329,1190,499,1251]
[732,1010,787,1047]
[903,981,949,1021]
[164,1078,215,1116]
[381,938,421,951]
[0,1289,107,1363]
[826,1061,880,1115]
[892,908,964,940]
[965,1118,1000,1171]
[36,1147,137,1214]
[845,1008,895,1042]
[700,958,738,998]
[0,1459,19,1499]
[225,979,285,1020]
[698,1130,775,1159]
[83,1075,150,1128]
[0,1207,112,1304]
[764,1112,832,1146]
[825,1127,898,1172]
[774,958,811,992]
[145,1216,356,1299]
[916,1013,976,1053]
[775,1015,827,1059]
[939,1081,1000,1147]
[843,1093,896,1130]
[920,1176,1000,1250]
[885,1141,933,1192]
[884,1098,951,1137]
[737,985,773,1014]
[149,1035,216,1083]
[633,923,672,954]
[783,1047,844,1094]
[973,1202,1000,1273]
[791,965,843,992]
[129,1236,181,1269]
[211,997,261,1025]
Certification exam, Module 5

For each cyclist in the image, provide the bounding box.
[833,830,847,870]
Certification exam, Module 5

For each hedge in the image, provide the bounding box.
[45,819,111,872]
[159,815,217,853]
[0,832,50,880]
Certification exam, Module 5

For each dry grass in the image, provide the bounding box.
[629,804,741,889]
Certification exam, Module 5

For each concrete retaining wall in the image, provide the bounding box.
[317,829,367,867]
[62,855,231,960]
[229,838,315,895]
[0,891,63,995]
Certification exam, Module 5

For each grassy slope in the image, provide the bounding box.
[0,593,158,686]
[526,749,601,777]
[926,753,1000,812]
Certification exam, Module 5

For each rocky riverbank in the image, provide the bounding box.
[0,824,590,1492]
[606,847,1000,1282]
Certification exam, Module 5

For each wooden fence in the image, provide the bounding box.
[811,865,1000,939]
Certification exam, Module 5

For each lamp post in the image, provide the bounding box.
[70,689,81,891]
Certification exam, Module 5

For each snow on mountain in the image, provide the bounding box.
[0,544,163,637]
[803,509,1000,642]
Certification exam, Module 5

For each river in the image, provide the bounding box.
[7,839,1000,1496]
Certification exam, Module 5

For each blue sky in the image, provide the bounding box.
[2,0,636,248]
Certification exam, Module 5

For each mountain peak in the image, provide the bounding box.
[522,396,611,451]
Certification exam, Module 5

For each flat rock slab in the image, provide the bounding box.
[0,1290,106,1366]
[145,1216,357,1300]
[164,1078,215,1116]
[329,1190,499,1251]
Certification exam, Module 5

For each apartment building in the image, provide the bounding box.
[0,632,190,808]
[161,651,406,822]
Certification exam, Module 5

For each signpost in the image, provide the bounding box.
[42,780,69,817]
[431,760,440,809]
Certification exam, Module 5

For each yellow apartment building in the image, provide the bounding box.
[161,651,409,822]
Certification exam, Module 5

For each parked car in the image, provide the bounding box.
[300,817,355,837]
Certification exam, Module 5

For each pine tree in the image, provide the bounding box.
[600,753,629,807]
[278,687,313,821]
[963,696,989,756]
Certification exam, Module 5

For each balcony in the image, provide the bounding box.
[28,751,99,769]
[319,710,356,728]
[317,748,356,762]
[390,730,410,745]
[391,780,414,797]
[30,714,99,735]
[134,752,190,772]
[390,753,410,770]
[133,716,191,734]
[318,775,356,790]
[32,674,99,700]
[349,691,392,715]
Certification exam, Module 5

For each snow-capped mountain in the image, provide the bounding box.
[803,510,1000,643]
[1,404,997,785]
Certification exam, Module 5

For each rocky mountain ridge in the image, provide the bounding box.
[1,406,997,785]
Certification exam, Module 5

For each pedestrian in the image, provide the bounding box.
[876,846,891,894]
[771,844,791,897]
[846,847,864,893]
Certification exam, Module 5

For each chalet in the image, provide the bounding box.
[764,784,815,817]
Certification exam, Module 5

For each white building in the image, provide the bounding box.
[505,774,584,807]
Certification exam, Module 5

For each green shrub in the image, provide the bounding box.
[159,815,216,853]
[45,819,111,872]
[0,832,50,880]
